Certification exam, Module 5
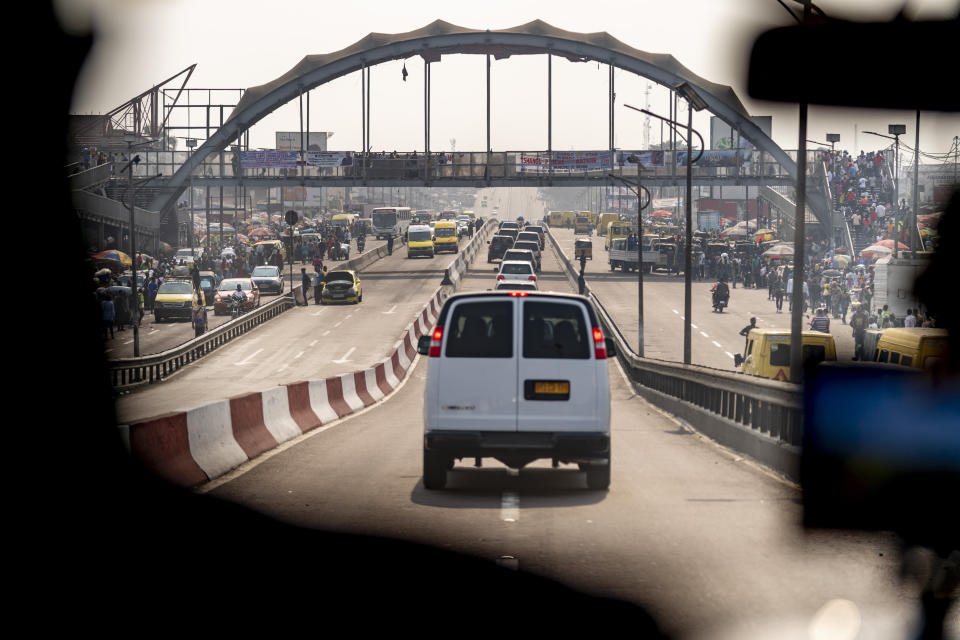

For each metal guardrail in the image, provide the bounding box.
[108,293,295,389]
[544,223,804,457]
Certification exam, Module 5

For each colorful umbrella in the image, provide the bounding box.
[721,226,749,238]
[91,249,133,266]
[873,238,909,251]
[860,244,893,260]
[834,254,852,267]
[249,228,275,238]
[762,244,794,258]
[650,210,673,219]
[752,228,775,242]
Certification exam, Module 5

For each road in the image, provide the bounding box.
[103,238,387,359]
[116,236,450,424]
[549,228,859,371]
[191,189,928,639]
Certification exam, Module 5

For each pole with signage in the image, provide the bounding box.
[286,210,298,301]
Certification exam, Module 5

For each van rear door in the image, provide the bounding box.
[435,299,518,431]
[517,299,604,432]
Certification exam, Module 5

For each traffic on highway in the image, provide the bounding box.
[59,3,959,637]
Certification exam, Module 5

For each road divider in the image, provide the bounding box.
[441,219,496,288]
[544,223,802,482]
[120,287,447,488]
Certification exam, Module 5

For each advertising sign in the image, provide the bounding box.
[239,150,298,169]
[676,149,750,167]
[518,151,612,173]
[276,131,329,151]
[304,151,353,167]
[616,150,665,167]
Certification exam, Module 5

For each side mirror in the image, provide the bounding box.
[605,338,617,358]
[417,335,431,355]
[734,353,743,367]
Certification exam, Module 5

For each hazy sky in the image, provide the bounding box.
[61,0,959,160]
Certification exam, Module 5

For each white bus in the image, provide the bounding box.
[371,207,412,240]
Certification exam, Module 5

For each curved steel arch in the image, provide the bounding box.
[161,19,825,224]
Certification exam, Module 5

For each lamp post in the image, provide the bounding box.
[627,83,706,365]
[865,125,906,258]
[609,170,652,356]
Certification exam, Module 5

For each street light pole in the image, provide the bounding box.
[628,84,706,365]
[609,169,651,357]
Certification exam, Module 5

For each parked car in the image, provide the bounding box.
[418,292,615,490]
[320,269,363,304]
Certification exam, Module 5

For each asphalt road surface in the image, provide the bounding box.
[103,237,386,359]
[199,189,927,638]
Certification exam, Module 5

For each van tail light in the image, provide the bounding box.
[429,326,443,357]
[592,326,607,360]
[497,275,505,280]
[508,291,528,297]
[528,275,537,281]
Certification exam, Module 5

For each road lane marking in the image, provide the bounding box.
[726,351,734,358]
[234,348,263,366]
[672,309,679,314]
[148,329,159,335]
[294,351,304,359]
[123,340,134,345]
[691,323,698,329]
[383,304,397,314]
[333,321,343,327]
[713,341,723,348]
[700,331,709,338]
[277,364,289,372]
[501,491,519,523]
[310,310,325,316]
[309,340,318,347]
[322,330,330,336]
[332,346,356,363]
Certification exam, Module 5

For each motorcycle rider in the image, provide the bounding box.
[357,234,365,253]
[711,278,730,312]
[230,283,248,317]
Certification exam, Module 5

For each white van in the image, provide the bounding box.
[418,292,614,490]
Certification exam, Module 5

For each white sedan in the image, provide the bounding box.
[496,260,538,285]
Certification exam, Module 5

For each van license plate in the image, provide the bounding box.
[525,380,570,401]
[535,381,568,395]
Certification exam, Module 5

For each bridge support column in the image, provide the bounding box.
[547,53,552,185]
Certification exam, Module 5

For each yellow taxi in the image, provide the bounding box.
[433,220,459,254]
[320,269,363,304]
[872,327,948,370]
[735,328,836,381]
[153,279,204,322]
[407,224,435,258]
[254,239,286,262]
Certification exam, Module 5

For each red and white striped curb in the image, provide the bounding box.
[122,288,445,488]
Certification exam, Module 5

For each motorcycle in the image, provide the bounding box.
[357,237,366,253]
[712,287,729,313]
[230,294,246,319]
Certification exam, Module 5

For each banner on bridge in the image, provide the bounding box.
[304,151,353,167]
[239,150,298,169]
[518,151,612,173]
[615,150,665,167]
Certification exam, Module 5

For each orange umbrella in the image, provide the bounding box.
[873,239,909,251]
[650,210,672,219]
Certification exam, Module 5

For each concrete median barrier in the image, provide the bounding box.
[120,287,447,488]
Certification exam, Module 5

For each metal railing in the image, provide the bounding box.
[544,223,803,454]
[127,149,821,183]
[108,293,295,389]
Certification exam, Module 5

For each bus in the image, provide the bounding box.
[371,206,412,240]
[439,209,458,221]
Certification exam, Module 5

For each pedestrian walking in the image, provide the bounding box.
[300,267,311,305]
[191,298,207,337]
[101,293,115,340]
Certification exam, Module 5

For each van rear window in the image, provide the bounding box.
[522,302,589,359]
[445,302,512,358]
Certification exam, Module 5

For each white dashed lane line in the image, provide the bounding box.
[700,331,709,338]
[713,341,723,348]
